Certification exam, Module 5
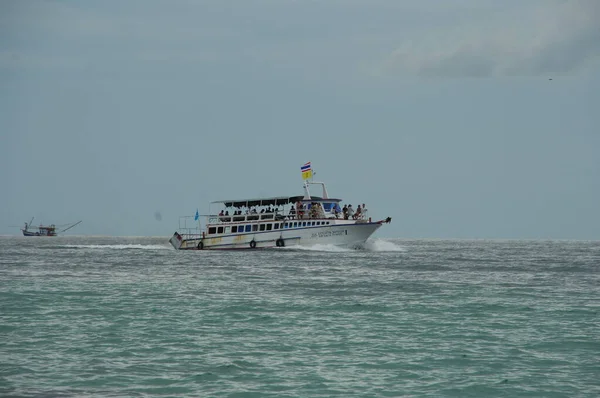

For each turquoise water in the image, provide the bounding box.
[1,236,599,397]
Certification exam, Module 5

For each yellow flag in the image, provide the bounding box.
[301,162,312,180]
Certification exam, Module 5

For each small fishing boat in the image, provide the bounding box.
[169,163,391,250]
[20,218,82,237]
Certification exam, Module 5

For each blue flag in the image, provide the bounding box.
[194,209,199,221]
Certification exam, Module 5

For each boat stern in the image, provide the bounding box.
[169,232,184,250]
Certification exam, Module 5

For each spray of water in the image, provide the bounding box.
[281,238,405,253]
[282,244,353,252]
[63,244,171,250]
[360,239,406,252]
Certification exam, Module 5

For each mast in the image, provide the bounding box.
[305,181,329,199]
[303,180,311,200]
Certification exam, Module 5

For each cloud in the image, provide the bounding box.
[4,0,599,79]
[381,0,600,77]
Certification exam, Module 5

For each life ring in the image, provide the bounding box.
[249,240,256,249]
[197,241,204,250]
[276,238,285,247]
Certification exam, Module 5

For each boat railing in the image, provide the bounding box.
[206,206,370,225]
[178,216,202,239]
[209,212,285,224]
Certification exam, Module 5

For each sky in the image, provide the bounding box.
[1,0,599,239]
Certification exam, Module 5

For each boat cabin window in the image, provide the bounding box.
[208,227,216,234]
[274,223,279,230]
[259,224,266,231]
[266,224,272,231]
[303,222,307,227]
[252,224,258,232]
[232,226,238,233]
[225,226,230,234]
[284,223,288,228]
[245,225,252,232]
[312,222,315,226]
[293,222,297,228]
[217,226,224,234]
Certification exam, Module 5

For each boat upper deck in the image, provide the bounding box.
[212,195,342,208]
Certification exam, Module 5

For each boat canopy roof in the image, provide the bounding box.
[213,196,342,208]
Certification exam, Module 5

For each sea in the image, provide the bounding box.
[1,236,599,397]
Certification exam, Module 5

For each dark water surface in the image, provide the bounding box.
[1,236,599,397]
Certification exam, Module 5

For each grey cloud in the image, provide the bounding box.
[382,0,600,77]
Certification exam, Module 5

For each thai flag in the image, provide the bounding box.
[301,162,313,180]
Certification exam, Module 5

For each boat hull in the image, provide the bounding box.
[170,221,382,250]
[22,230,56,237]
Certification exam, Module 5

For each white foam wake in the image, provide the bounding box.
[361,239,406,252]
[280,239,405,253]
[63,244,171,250]
[282,244,353,252]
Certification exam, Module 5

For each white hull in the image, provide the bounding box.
[170,221,382,250]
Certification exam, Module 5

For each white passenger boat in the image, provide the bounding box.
[169,170,391,250]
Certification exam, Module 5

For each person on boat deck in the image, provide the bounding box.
[296,201,305,219]
[347,205,355,220]
[310,203,317,218]
[313,203,321,218]
[342,204,348,220]
[353,205,362,220]
[219,210,224,216]
[331,204,338,218]
[289,206,296,219]
[334,203,342,218]
[361,203,368,219]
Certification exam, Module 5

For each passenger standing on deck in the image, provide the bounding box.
[362,203,368,219]
[354,205,362,220]
[347,205,354,220]
[296,201,304,219]
[343,204,348,220]
[333,203,341,218]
